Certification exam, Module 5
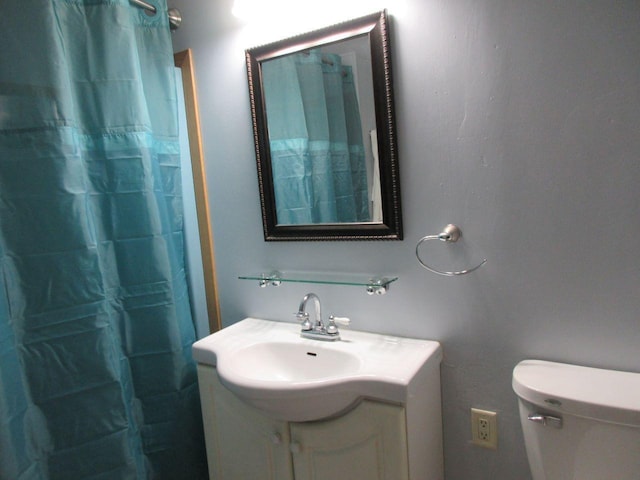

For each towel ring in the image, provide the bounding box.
[416,224,487,276]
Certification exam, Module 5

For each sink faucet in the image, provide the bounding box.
[295,293,349,341]
[297,293,322,331]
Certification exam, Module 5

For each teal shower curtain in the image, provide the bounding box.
[262,50,370,225]
[0,1,207,478]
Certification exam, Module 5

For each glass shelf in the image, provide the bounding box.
[239,271,398,295]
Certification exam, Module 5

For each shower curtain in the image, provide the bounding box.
[262,50,370,225]
[0,1,207,478]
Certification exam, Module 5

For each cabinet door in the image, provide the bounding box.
[290,400,409,480]
[197,365,294,480]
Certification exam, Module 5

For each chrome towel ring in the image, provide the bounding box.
[416,224,487,276]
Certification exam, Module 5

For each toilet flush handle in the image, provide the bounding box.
[528,413,563,429]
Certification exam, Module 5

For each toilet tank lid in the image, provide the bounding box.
[512,359,640,426]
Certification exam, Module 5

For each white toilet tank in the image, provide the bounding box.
[512,359,640,480]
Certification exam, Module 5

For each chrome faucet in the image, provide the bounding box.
[295,293,349,341]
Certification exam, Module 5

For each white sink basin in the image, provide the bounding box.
[192,317,442,422]
[227,342,363,383]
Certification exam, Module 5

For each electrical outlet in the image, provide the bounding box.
[471,408,498,449]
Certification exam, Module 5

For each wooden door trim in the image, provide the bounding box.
[174,49,221,333]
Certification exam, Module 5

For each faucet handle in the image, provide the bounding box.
[330,315,351,327]
[326,315,350,335]
[295,311,312,331]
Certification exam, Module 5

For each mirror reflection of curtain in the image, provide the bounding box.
[262,49,369,225]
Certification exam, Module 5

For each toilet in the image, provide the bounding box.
[512,359,640,480]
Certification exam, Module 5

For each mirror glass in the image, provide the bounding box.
[246,10,402,240]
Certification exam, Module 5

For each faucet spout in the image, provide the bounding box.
[298,293,322,330]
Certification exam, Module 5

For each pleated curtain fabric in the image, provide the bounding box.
[0,1,207,478]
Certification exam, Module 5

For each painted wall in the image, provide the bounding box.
[171,0,640,478]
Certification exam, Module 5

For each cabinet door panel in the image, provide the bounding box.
[197,365,294,480]
[290,401,409,480]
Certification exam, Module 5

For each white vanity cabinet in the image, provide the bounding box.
[198,365,410,480]
[289,398,409,480]
[192,318,444,479]
[198,365,293,479]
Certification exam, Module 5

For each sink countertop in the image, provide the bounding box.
[193,317,441,404]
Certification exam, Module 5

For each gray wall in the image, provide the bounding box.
[171,1,640,478]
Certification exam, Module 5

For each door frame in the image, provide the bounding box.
[174,49,221,333]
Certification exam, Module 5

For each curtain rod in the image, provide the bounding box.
[129,0,182,31]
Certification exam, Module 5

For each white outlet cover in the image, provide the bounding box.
[471,408,498,449]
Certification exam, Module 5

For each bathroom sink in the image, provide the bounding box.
[192,317,442,421]
[225,342,363,383]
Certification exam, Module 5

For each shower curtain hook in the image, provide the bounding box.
[129,0,181,30]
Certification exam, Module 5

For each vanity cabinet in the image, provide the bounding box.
[197,365,410,480]
[290,400,409,480]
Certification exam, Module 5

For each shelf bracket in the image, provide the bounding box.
[366,278,392,295]
[258,271,282,288]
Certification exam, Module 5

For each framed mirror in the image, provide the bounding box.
[245,10,402,241]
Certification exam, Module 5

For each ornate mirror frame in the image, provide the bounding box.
[245,10,402,241]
